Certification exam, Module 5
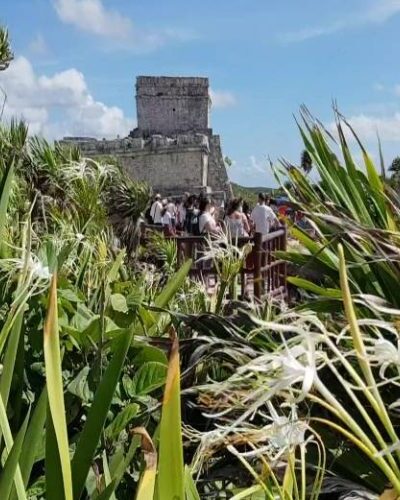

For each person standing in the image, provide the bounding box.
[225,198,250,237]
[176,192,189,230]
[161,199,176,236]
[251,193,279,235]
[150,194,163,225]
[166,199,176,228]
[184,195,198,234]
[199,197,221,235]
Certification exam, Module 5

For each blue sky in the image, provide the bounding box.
[2,0,400,186]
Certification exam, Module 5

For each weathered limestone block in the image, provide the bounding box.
[60,76,231,200]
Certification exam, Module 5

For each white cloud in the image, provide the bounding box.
[0,56,134,139]
[344,113,400,142]
[53,0,194,51]
[210,89,237,109]
[280,0,400,43]
[370,0,400,22]
[228,155,277,187]
[249,155,266,173]
[54,0,133,41]
[28,34,49,56]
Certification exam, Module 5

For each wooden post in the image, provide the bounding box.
[253,232,262,299]
[282,225,288,293]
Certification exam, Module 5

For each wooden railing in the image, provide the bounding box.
[141,224,287,300]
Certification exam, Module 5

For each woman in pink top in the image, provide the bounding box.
[225,198,250,237]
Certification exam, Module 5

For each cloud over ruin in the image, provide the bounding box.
[0,56,134,139]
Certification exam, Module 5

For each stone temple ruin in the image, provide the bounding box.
[61,76,232,200]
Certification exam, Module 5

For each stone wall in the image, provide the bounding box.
[60,75,232,201]
[135,76,210,137]
[208,135,232,198]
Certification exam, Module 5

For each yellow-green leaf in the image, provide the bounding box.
[156,328,184,499]
[44,274,73,500]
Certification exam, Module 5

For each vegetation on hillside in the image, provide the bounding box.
[231,182,278,206]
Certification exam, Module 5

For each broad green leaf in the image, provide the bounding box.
[287,277,342,298]
[133,345,168,367]
[110,294,128,314]
[155,329,184,500]
[0,306,24,408]
[46,407,65,500]
[43,274,73,500]
[230,485,265,499]
[107,249,126,283]
[67,366,92,403]
[0,157,15,258]
[71,328,134,499]
[101,451,116,500]
[291,227,338,270]
[133,362,167,396]
[185,466,201,500]
[0,396,26,500]
[17,389,47,491]
[104,404,139,441]
[0,408,29,500]
[141,259,193,334]
[0,287,30,358]
[96,435,140,500]
[154,259,192,310]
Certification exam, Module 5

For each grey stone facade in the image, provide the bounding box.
[60,76,231,200]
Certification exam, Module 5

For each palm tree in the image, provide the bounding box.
[389,156,400,177]
[300,149,313,174]
[0,27,13,71]
[105,174,151,255]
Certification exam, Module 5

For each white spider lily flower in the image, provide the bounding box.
[238,340,318,402]
[267,403,307,451]
[0,252,52,297]
[30,258,51,281]
[371,339,400,379]
[76,233,85,242]
[375,440,400,457]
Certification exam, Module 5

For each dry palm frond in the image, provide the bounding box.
[105,176,150,255]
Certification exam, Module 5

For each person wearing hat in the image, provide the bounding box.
[150,194,163,225]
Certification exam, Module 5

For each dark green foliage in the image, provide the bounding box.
[389,156,400,173]
[0,27,12,71]
[300,148,313,173]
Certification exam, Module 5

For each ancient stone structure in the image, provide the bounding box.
[61,76,231,200]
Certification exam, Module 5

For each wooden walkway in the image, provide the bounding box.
[142,226,288,301]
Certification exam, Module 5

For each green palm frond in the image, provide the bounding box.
[106,175,151,255]
[0,27,13,71]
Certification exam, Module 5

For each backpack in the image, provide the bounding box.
[191,212,200,236]
[184,208,194,233]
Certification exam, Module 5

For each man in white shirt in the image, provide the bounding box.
[251,193,279,235]
[150,194,163,224]
[176,193,189,230]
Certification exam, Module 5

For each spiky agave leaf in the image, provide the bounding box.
[276,107,400,311]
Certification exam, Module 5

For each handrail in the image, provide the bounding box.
[140,224,287,300]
